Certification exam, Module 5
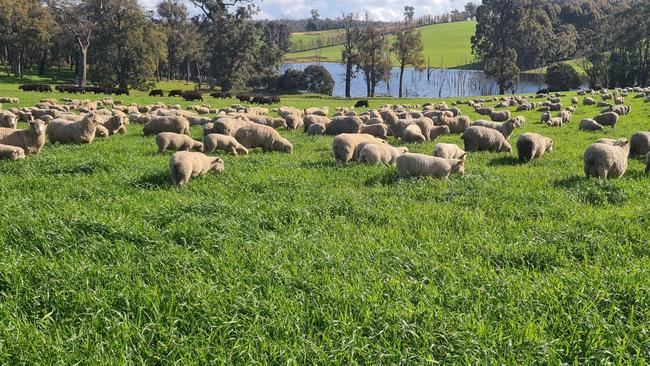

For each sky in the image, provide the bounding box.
[138,0,470,22]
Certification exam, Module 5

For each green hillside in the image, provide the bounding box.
[285,21,477,69]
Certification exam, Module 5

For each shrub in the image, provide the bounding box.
[544,63,581,91]
[277,69,303,93]
[300,65,334,95]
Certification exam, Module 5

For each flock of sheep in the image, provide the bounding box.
[0,85,649,185]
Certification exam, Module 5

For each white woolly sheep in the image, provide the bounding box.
[593,112,619,128]
[0,144,25,160]
[432,143,468,161]
[545,117,564,127]
[430,125,451,140]
[95,125,109,138]
[571,97,578,105]
[583,139,629,178]
[489,110,511,122]
[203,133,248,155]
[0,120,46,155]
[461,126,512,153]
[234,124,292,153]
[516,133,553,163]
[629,132,650,158]
[143,116,190,136]
[471,119,518,138]
[0,111,17,129]
[583,97,596,105]
[559,110,572,123]
[402,124,426,144]
[579,119,604,131]
[46,113,101,144]
[169,151,224,186]
[155,132,203,153]
[325,116,363,135]
[396,153,465,179]
[360,123,388,140]
[358,144,408,165]
[303,115,330,132]
[332,133,386,162]
[306,123,326,136]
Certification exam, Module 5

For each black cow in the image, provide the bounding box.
[354,100,369,108]
[169,90,183,97]
[182,92,203,102]
[149,89,164,97]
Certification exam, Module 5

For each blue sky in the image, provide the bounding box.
[138,0,470,21]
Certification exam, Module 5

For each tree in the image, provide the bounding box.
[301,65,334,95]
[404,6,415,24]
[357,21,391,97]
[544,62,581,91]
[464,2,477,18]
[311,9,320,21]
[47,0,106,86]
[391,29,425,97]
[277,69,302,93]
[472,0,529,94]
[157,0,189,81]
[341,13,361,98]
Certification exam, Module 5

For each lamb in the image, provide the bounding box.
[628,132,650,158]
[471,119,518,138]
[325,116,363,135]
[360,123,388,140]
[402,124,426,143]
[155,132,203,153]
[579,118,604,131]
[169,151,225,186]
[593,112,619,128]
[143,116,190,136]
[303,115,330,132]
[234,124,293,153]
[332,133,386,162]
[545,117,564,127]
[0,111,17,129]
[46,113,101,144]
[489,109,511,122]
[306,123,326,136]
[583,139,629,179]
[358,144,408,165]
[461,126,512,153]
[203,133,248,155]
[430,125,451,140]
[396,153,465,179]
[0,120,46,155]
[432,143,468,161]
[516,133,553,163]
[0,144,25,160]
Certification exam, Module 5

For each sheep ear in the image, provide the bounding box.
[456,160,464,166]
[461,153,469,159]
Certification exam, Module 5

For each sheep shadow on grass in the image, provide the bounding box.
[364,170,400,186]
[553,174,628,206]
[487,155,520,167]
[133,170,171,189]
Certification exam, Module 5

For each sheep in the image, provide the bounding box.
[306,123,326,136]
[475,107,493,116]
[541,112,551,124]
[432,143,468,161]
[609,105,631,116]
[461,126,512,153]
[579,119,604,132]
[629,132,650,158]
[516,133,553,163]
[510,115,526,127]
[614,96,625,105]
[203,133,248,155]
[593,112,619,128]
[0,120,46,155]
[0,97,19,104]
[46,113,101,144]
[402,124,426,144]
[304,107,328,116]
[413,117,435,140]
[155,132,203,153]
[360,124,388,140]
[583,139,629,179]
[559,110,572,123]
[95,125,109,138]
[0,111,17,129]
[489,109,511,122]
[545,117,564,127]
[548,103,562,111]
[303,115,330,132]
[517,104,533,111]
[208,118,252,137]
[396,153,465,179]
[430,125,451,140]
[169,151,224,186]
[358,144,408,165]
[332,133,386,162]
[583,97,596,105]
[325,116,363,135]
[471,119,518,138]
[0,144,25,160]
[102,114,127,135]
[234,124,292,153]
[143,116,190,136]
[571,97,578,105]
[447,115,471,134]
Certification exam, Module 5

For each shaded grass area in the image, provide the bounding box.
[0,79,649,363]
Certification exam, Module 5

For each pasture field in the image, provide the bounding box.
[290,29,346,51]
[0,79,649,364]
[285,21,477,68]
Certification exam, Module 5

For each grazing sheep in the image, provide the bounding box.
[432,143,468,161]
[545,117,564,127]
[332,133,385,162]
[306,123,326,136]
[446,115,471,134]
[0,97,19,104]
[510,115,526,127]
[0,144,25,160]
[396,153,465,179]
[475,107,493,116]
[579,118,604,132]
[203,133,248,155]
[548,103,562,111]
[358,144,408,165]
[629,132,650,158]
[430,125,451,140]
[234,124,292,153]
[143,116,190,136]
[303,115,330,132]
[583,97,596,105]
[461,126,512,153]
[360,123,388,140]
[583,139,629,179]
[102,114,127,135]
[155,132,203,153]
[46,113,100,144]
[559,110,572,123]
[517,104,533,111]
[0,111,17,129]
[402,124,426,144]
[516,133,553,163]
[593,112,619,128]
[489,109,511,122]
[541,112,551,124]
[208,118,252,137]
[169,151,224,186]
[0,120,46,155]
[471,119,518,138]
[95,125,109,138]
[325,116,363,135]
[571,97,578,105]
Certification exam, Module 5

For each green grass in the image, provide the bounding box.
[285,21,477,68]
[1,75,650,363]
[290,29,345,51]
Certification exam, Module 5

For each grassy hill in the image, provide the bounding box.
[285,21,477,69]
[0,72,649,363]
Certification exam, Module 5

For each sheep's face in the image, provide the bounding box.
[460,152,469,161]
[278,141,293,154]
[501,143,513,153]
[451,160,465,175]
[30,120,46,136]
[546,139,554,153]
[193,142,204,152]
[442,126,451,136]
[211,157,225,173]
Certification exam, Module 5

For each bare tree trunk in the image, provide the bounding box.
[186,60,190,83]
[398,64,405,98]
[345,60,353,98]
[79,46,88,86]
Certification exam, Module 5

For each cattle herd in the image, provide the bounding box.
[1,86,650,185]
